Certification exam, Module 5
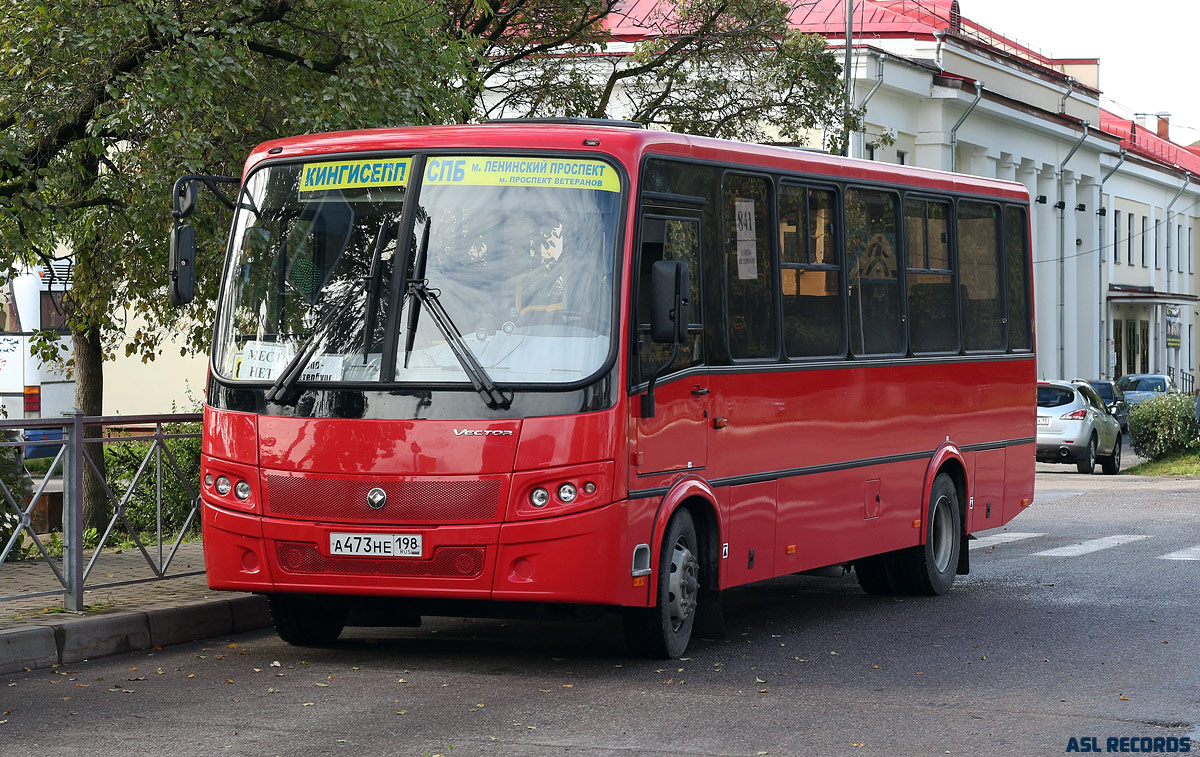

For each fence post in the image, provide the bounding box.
[62,408,85,611]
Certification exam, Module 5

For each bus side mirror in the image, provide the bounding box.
[649,260,690,344]
[169,223,196,306]
[642,260,690,418]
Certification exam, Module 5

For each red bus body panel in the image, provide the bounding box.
[200,123,1035,611]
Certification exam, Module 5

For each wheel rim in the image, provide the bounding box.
[931,495,954,573]
[666,536,700,631]
[1088,439,1095,465]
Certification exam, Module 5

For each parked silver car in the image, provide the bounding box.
[1036,380,1122,474]
[1114,373,1175,408]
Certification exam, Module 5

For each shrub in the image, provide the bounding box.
[1128,392,1200,461]
[103,418,202,536]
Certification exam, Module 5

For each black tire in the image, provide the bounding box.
[854,553,897,595]
[891,473,961,596]
[623,509,700,659]
[1076,436,1096,474]
[267,594,348,645]
[1100,436,1122,475]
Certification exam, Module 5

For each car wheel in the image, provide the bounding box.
[1076,436,1096,474]
[1100,436,1122,475]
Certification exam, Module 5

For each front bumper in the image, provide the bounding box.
[200,497,648,608]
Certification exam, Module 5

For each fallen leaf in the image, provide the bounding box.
[302,702,315,707]
[270,661,282,668]
[755,676,766,684]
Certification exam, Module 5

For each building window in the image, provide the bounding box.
[1114,210,1121,264]
[896,150,907,165]
[1145,216,1151,268]
[1178,224,1184,273]
[1128,213,1135,266]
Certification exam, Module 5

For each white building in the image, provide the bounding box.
[613,0,1200,390]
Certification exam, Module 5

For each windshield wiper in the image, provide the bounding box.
[401,220,512,410]
[263,316,335,405]
[265,215,396,404]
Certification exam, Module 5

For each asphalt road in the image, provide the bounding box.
[3,467,1199,757]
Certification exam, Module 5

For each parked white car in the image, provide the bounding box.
[1036,380,1122,474]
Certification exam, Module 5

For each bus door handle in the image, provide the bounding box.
[691,387,710,396]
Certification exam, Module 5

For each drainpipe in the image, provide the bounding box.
[933,30,945,71]
[948,81,984,173]
[1098,149,1127,377]
[1058,77,1076,115]
[855,54,886,159]
[1057,121,1090,378]
[1164,171,1191,374]
[1165,171,1190,295]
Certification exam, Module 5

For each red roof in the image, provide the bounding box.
[606,0,1095,73]
[1098,110,1200,176]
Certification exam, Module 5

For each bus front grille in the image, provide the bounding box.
[264,475,504,523]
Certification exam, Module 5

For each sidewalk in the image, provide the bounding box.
[0,541,270,675]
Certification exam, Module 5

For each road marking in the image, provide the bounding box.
[1034,534,1151,557]
[969,532,1046,550]
[1159,545,1200,561]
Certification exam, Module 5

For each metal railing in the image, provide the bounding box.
[0,411,202,610]
[1167,367,1196,395]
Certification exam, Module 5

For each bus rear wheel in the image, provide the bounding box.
[895,473,961,595]
[268,594,348,645]
[624,508,700,659]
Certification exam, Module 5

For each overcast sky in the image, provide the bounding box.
[960,0,1199,146]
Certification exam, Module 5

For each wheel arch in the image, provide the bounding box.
[651,478,721,593]
[922,443,968,543]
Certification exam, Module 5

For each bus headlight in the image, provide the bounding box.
[215,476,232,496]
[530,487,550,508]
[235,481,252,500]
[557,483,577,503]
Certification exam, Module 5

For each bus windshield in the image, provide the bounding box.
[213,155,621,388]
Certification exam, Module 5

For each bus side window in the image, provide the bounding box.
[846,188,904,356]
[905,197,957,354]
[723,174,777,360]
[1004,206,1032,351]
[958,201,1003,352]
[779,184,844,358]
[637,215,702,383]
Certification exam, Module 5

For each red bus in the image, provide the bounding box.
[171,120,1035,658]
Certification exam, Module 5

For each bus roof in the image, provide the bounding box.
[246,122,1030,203]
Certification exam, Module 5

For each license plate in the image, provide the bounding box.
[1036,416,1049,426]
[329,532,422,558]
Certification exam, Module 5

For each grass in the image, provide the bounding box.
[1124,449,1200,477]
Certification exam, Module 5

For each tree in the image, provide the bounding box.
[0,0,854,529]
[455,0,860,149]
[0,0,475,528]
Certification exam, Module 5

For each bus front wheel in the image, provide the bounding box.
[268,594,348,645]
[623,508,700,659]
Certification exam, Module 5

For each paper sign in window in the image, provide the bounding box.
[735,198,758,280]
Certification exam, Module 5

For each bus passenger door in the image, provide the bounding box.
[631,213,708,479]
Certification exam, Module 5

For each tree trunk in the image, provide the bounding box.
[72,325,107,533]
